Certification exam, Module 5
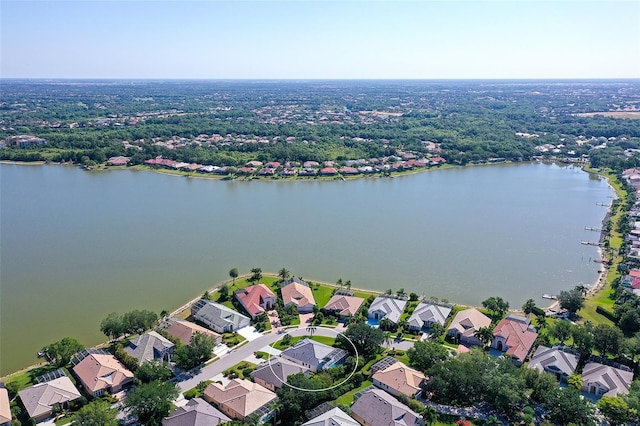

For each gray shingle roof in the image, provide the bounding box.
[407,303,452,329]
[528,345,579,378]
[162,397,230,426]
[250,357,310,389]
[351,388,424,426]
[369,296,407,324]
[125,331,174,364]
[192,300,250,333]
[302,407,360,426]
[281,339,348,371]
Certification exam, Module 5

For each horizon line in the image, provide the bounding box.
[2,77,639,82]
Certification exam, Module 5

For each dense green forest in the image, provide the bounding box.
[1,79,639,170]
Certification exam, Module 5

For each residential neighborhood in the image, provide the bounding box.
[5,261,640,426]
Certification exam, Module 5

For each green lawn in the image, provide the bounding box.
[222,361,257,379]
[311,284,336,307]
[310,335,336,346]
[579,168,625,326]
[3,363,62,391]
[333,380,372,405]
[272,334,336,349]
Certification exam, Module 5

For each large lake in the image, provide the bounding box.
[1,162,613,375]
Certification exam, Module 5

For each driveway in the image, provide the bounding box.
[298,313,315,327]
[237,326,264,342]
[177,327,340,392]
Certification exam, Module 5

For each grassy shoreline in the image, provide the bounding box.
[578,167,627,325]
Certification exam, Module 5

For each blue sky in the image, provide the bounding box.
[1,1,639,79]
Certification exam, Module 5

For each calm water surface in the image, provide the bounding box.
[0,162,613,375]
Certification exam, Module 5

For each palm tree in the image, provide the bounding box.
[396,288,407,298]
[250,267,262,282]
[229,268,238,286]
[522,298,536,315]
[268,400,280,425]
[379,317,394,331]
[345,280,352,291]
[535,313,547,330]
[474,326,494,348]
[383,331,393,347]
[337,278,343,289]
[575,284,588,296]
[430,323,445,339]
[306,325,317,337]
[278,268,290,283]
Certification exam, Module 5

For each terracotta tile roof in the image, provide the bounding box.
[281,280,316,310]
[372,361,426,397]
[447,308,491,341]
[203,379,277,419]
[18,377,81,420]
[165,318,220,345]
[492,317,538,364]
[72,353,134,394]
[235,284,276,318]
[323,295,364,317]
[0,388,11,424]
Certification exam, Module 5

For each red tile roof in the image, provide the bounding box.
[493,318,538,364]
[235,284,276,318]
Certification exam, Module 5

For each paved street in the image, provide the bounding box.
[177,326,342,392]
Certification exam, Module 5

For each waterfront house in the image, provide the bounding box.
[368,296,407,324]
[322,294,364,321]
[372,361,426,398]
[350,388,424,426]
[447,308,492,346]
[203,379,277,422]
[163,318,221,345]
[320,167,338,176]
[407,302,452,332]
[162,397,230,426]
[191,299,250,333]
[107,156,130,166]
[490,314,538,365]
[124,331,174,364]
[301,407,359,426]
[72,353,134,397]
[527,345,579,382]
[0,387,10,426]
[339,166,359,175]
[18,374,82,422]
[234,284,276,319]
[281,278,316,313]
[581,362,633,398]
[280,338,348,372]
[250,357,310,391]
